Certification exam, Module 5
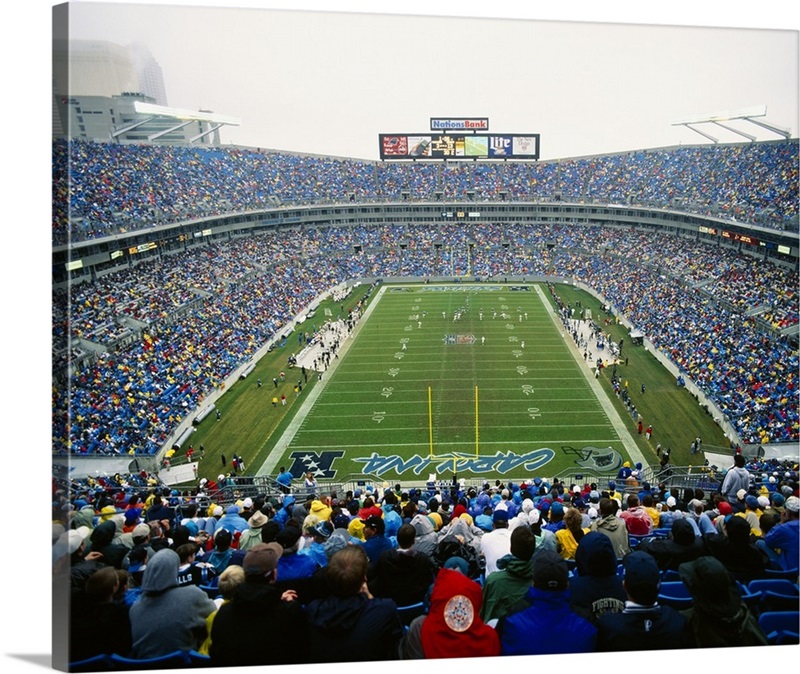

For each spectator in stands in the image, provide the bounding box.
[619,494,653,536]
[402,566,500,659]
[596,551,693,651]
[306,545,404,662]
[592,497,632,558]
[636,518,708,571]
[309,493,333,523]
[678,556,768,648]
[762,495,799,571]
[205,529,234,574]
[481,524,536,622]
[144,496,175,528]
[69,566,133,662]
[569,530,627,625]
[543,502,566,533]
[369,523,436,607]
[528,508,557,556]
[481,509,513,577]
[555,506,589,560]
[497,549,597,655]
[202,506,224,538]
[275,522,319,582]
[197,565,246,655]
[236,509,269,551]
[300,520,334,568]
[129,548,217,658]
[703,515,768,582]
[215,504,250,535]
[209,543,308,666]
[276,467,293,494]
[720,454,752,505]
[357,496,384,521]
[360,515,395,571]
[175,543,217,587]
[88,520,129,570]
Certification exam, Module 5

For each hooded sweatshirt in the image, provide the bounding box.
[481,553,535,622]
[720,465,752,502]
[591,514,632,559]
[569,532,626,623]
[410,513,438,557]
[129,548,217,658]
[414,568,500,659]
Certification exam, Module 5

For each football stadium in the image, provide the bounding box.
[49,6,799,672]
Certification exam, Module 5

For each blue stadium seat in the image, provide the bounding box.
[658,581,693,609]
[757,611,800,645]
[108,650,191,670]
[68,653,112,672]
[396,601,426,626]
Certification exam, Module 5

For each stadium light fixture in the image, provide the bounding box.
[134,101,241,126]
[671,105,790,142]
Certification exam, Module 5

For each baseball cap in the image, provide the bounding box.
[623,551,661,591]
[242,543,282,576]
[492,509,509,524]
[363,515,385,534]
[533,550,569,591]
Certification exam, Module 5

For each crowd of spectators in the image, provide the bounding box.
[54,220,798,457]
[53,138,798,242]
[56,465,798,665]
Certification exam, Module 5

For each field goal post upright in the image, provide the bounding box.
[428,386,434,461]
[475,385,479,459]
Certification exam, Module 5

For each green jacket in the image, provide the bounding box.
[480,554,534,622]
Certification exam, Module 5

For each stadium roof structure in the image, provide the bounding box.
[671,105,791,143]
[113,101,241,143]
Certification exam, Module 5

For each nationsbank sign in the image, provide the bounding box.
[430,117,489,131]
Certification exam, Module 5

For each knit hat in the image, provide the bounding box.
[785,496,800,513]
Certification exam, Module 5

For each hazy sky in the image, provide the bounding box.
[62,0,799,161]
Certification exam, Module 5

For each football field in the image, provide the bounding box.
[257,283,643,484]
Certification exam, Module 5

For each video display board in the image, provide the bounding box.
[379,133,540,160]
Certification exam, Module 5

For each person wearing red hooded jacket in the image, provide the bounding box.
[400,566,501,659]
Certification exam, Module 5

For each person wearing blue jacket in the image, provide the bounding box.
[497,549,597,656]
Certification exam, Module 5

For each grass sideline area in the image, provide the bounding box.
[182,282,730,486]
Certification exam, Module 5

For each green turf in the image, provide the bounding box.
[185,282,729,485]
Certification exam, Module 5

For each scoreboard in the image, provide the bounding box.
[379,133,540,160]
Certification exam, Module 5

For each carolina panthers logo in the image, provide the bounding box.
[287,451,344,479]
[561,446,623,472]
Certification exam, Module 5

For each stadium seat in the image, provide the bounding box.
[661,569,681,582]
[757,611,800,645]
[199,581,221,600]
[658,581,694,609]
[108,650,191,670]
[396,602,426,627]
[68,653,112,672]
[187,650,213,667]
[760,567,799,582]
[747,579,800,613]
